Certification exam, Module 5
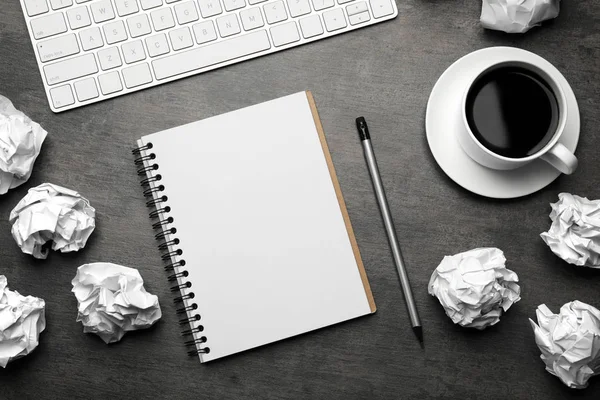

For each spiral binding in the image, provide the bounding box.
[133,143,210,357]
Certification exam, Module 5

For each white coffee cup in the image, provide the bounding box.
[456,60,578,174]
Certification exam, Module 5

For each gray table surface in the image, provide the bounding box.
[1,0,600,399]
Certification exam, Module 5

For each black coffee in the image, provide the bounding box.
[465,66,559,158]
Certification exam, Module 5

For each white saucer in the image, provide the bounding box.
[425,47,580,199]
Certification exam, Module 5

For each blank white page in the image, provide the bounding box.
[139,92,375,362]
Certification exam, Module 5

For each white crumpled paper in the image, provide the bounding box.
[72,263,162,344]
[540,193,600,268]
[481,0,560,33]
[9,183,96,259]
[0,95,47,195]
[529,301,600,389]
[0,275,46,368]
[428,247,521,329]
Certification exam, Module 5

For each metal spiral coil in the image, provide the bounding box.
[133,142,209,357]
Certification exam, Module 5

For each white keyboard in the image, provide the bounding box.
[19,0,397,113]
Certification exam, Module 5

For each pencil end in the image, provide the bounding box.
[413,326,424,347]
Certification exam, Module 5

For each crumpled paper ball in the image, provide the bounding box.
[0,275,46,368]
[529,301,600,389]
[71,263,162,344]
[0,94,47,195]
[9,183,96,259]
[481,0,560,33]
[540,193,600,268]
[428,247,521,329]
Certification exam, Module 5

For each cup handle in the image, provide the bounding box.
[540,142,578,175]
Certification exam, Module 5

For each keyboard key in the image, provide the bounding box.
[37,33,79,62]
[49,84,75,108]
[223,0,245,12]
[140,0,163,9]
[174,1,199,24]
[74,77,99,101]
[369,0,393,18]
[122,40,146,63]
[286,0,310,17]
[299,15,323,38]
[90,0,115,23]
[79,27,104,50]
[192,21,217,44]
[43,53,98,85]
[31,13,67,40]
[311,0,333,11]
[50,0,73,10]
[348,10,369,25]
[197,0,222,18]
[122,63,153,88]
[145,33,170,57]
[24,0,49,17]
[98,71,123,94]
[151,8,175,31]
[66,6,91,29]
[152,30,270,80]
[240,7,264,31]
[323,8,346,31]
[127,14,152,37]
[169,27,194,50]
[98,47,123,70]
[216,14,241,37]
[270,21,299,47]
[114,0,139,16]
[263,1,286,24]
[346,1,366,15]
[103,20,128,44]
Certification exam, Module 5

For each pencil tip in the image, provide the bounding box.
[413,326,424,347]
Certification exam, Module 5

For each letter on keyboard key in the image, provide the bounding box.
[128,15,152,37]
[286,0,310,17]
[263,1,287,24]
[98,46,123,70]
[90,0,116,23]
[74,77,99,101]
[122,40,146,63]
[80,27,104,50]
[299,15,323,38]
[240,7,264,31]
[114,0,139,16]
[152,30,271,80]
[323,8,346,31]
[216,14,241,37]
[175,1,199,24]
[98,71,123,95]
[67,6,92,30]
[146,33,170,57]
[37,33,80,62]
[223,0,245,12]
[169,27,194,50]
[25,0,49,17]
[122,63,153,88]
[151,8,175,31]
[369,0,393,18]
[43,53,98,85]
[103,20,128,44]
[270,21,299,47]
[197,0,222,18]
[49,84,75,109]
[192,21,217,44]
[31,13,67,39]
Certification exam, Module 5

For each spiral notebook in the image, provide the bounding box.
[134,91,376,362]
